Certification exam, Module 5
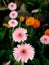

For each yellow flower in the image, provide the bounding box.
[20,16,25,22]
[3,23,10,28]
[25,17,34,26]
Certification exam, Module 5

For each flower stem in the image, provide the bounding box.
[11,28,15,48]
[9,28,14,49]
[19,21,21,27]
[42,44,45,53]
[22,62,24,65]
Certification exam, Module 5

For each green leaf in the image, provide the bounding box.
[9,54,15,62]
[32,58,41,65]
[26,2,34,5]
[40,52,49,65]
[0,50,5,57]
[2,62,5,65]
[14,61,21,65]
[9,55,21,65]
[0,30,5,41]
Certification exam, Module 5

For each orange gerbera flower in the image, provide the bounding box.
[3,23,10,28]
[20,16,25,22]
[45,29,49,36]
[25,17,34,26]
[32,19,40,28]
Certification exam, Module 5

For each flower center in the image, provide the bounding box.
[12,21,14,24]
[11,4,14,7]
[44,38,47,41]
[19,33,21,36]
[36,22,38,25]
[22,50,26,53]
[12,13,15,16]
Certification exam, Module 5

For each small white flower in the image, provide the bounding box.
[31,9,38,13]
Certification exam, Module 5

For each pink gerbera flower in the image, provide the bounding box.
[13,43,35,63]
[8,19,18,28]
[40,35,49,44]
[8,2,17,11]
[5,61,10,65]
[9,11,18,19]
[12,28,27,42]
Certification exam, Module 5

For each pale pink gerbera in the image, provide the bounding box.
[13,43,35,63]
[8,2,17,11]
[8,19,18,28]
[5,61,10,65]
[9,11,18,19]
[40,35,49,44]
[12,28,27,42]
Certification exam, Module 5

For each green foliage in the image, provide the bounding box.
[0,50,5,57]
[0,28,5,41]
[40,52,49,65]
[32,58,41,65]
[24,0,45,11]
[13,61,21,65]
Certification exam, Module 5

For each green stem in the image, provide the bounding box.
[34,13,37,18]
[42,44,45,53]
[19,21,21,27]
[9,28,14,49]
[11,28,15,48]
[22,62,24,65]
[11,39,14,49]
[30,27,33,40]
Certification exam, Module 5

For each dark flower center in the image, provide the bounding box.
[22,50,26,53]
[12,21,14,24]
[19,33,21,36]
[44,38,47,41]
[11,5,14,7]
[12,13,15,16]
